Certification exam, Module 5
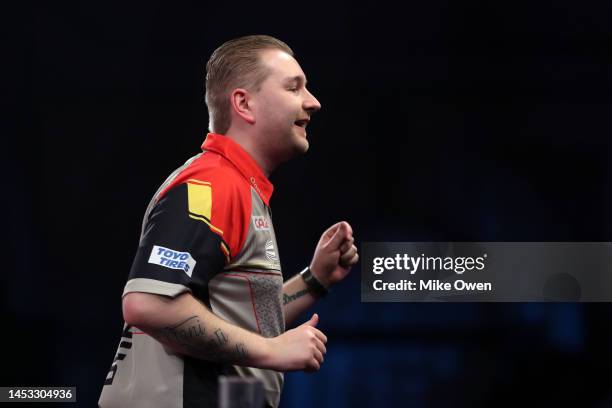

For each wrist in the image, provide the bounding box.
[250,335,275,369]
[300,266,329,297]
[309,264,331,288]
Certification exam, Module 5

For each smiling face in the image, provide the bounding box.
[250,49,322,164]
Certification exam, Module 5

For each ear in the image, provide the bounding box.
[230,88,256,125]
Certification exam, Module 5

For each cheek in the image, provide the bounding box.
[256,96,281,120]
[263,106,292,128]
[255,92,297,128]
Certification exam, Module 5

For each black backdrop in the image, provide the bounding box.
[5,1,612,407]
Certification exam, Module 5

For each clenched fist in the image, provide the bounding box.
[309,221,359,287]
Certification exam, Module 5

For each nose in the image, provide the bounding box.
[303,88,322,113]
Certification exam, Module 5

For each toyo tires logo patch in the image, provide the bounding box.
[148,245,197,277]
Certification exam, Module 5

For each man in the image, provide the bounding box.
[99,35,358,408]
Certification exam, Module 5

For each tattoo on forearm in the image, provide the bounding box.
[233,343,249,360]
[204,328,249,361]
[214,328,228,347]
[157,315,205,345]
[283,288,310,305]
[155,317,249,364]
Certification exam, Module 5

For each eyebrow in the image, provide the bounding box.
[283,75,307,86]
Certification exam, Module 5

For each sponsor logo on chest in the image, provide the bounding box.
[252,215,271,231]
[148,245,196,277]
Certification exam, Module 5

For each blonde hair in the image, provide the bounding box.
[205,35,293,134]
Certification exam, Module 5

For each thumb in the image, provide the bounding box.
[326,222,348,250]
[304,313,319,327]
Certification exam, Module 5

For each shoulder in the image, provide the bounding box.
[160,151,248,201]
[156,151,253,258]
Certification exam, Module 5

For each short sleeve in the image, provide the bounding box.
[123,182,231,300]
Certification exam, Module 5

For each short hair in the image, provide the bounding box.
[205,35,294,134]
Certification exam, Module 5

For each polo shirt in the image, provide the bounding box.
[99,133,285,408]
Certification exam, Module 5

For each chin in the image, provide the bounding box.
[273,132,310,164]
[272,140,309,166]
[297,137,310,153]
[292,131,310,153]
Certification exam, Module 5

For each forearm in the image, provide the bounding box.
[123,291,270,368]
[282,274,318,326]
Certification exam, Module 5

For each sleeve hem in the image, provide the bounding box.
[122,278,191,298]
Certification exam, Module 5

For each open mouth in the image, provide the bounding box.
[294,119,309,128]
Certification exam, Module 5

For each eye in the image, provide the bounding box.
[288,87,299,93]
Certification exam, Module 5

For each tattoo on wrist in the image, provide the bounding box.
[283,288,310,305]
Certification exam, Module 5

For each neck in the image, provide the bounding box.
[221,128,275,177]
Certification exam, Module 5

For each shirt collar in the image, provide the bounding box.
[201,133,274,206]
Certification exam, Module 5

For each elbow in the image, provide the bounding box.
[122,292,159,328]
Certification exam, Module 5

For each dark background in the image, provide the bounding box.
[4,1,612,406]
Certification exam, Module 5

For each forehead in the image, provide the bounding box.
[259,49,306,83]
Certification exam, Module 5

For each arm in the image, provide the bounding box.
[123,291,328,372]
[282,274,317,326]
[283,221,360,326]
